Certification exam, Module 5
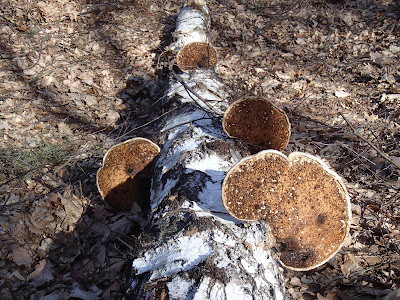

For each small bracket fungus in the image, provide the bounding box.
[177,42,217,72]
[221,150,351,271]
[96,138,160,211]
[186,0,207,11]
[222,96,291,151]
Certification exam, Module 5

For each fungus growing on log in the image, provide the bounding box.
[187,0,207,11]
[177,42,217,72]
[222,96,291,151]
[167,2,218,73]
[127,2,288,297]
[221,150,351,271]
[97,138,160,211]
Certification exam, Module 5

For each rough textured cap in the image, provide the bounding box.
[222,150,351,271]
[96,138,160,211]
[177,42,217,72]
[222,96,291,151]
[186,0,206,10]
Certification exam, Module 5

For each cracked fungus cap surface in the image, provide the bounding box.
[96,138,160,210]
[222,96,290,151]
[222,150,351,271]
[177,42,217,72]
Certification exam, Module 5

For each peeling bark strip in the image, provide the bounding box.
[128,2,288,299]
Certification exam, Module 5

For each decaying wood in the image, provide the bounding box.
[127,2,288,299]
[128,96,288,299]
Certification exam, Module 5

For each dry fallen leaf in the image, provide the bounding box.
[102,281,121,300]
[24,201,56,235]
[363,255,382,266]
[57,192,85,232]
[289,277,302,287]
[70,283,102,300]
[335,90,351,98]
[10,246,33,267]
[79,71,95,86]
[325,291,337,300]
[107,258,127,273]
[9,270,25,281]
[341,253,362,278]
[92,204,114,220]
[317,293,327,300]
[1,0,399,298]
[383,288,400,300]
[28,259,54,286]
[53,232,81,263]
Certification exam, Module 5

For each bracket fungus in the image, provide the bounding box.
[177,42,217,72]
[96,138,160,211]
[221,150,351,271]
[222,96,290,151]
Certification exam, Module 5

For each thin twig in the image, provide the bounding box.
[339,142,376,166]
[151,87,185,107]
[78,3,124,16]
[116,236,134,251]
[290,111,342,130]
[151,208,230,228]
[161,116,222,135]
[118,107,177,139]
[26,39,44,72]
[171,70,221,115]
[340,113,400,170]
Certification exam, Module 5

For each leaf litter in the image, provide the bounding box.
[0,0,399,299]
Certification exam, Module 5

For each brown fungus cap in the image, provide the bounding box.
[177,42,217,72]
[222,96,291,151]
[221,150,351,271]
[96,138,160,211]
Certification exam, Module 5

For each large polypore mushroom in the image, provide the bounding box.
[222,96,290,151]
[177,42,217,72]
[169,3,218,73]
[97,138,160,211]
[221,150,351,271]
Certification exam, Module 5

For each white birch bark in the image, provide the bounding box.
[169,2,210,52]
[127,3,289,299]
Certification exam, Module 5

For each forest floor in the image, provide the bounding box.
[0,0,399,299]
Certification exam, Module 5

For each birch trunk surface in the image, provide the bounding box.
[127,3,289,299]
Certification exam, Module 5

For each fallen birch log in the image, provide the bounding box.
[111,1,351,298]
[127,74,288,298]
[126,2,289,299]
